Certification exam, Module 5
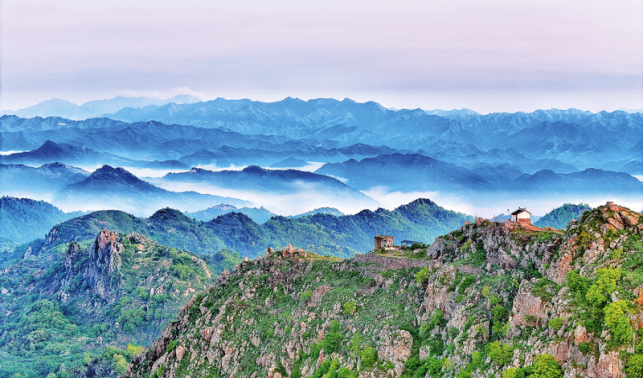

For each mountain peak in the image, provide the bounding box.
[37,140,64,152]
[89,165,144,185]
[405,198,436,207]
[242,165,267,174]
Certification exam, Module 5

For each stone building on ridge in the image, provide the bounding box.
[374,235,394,250]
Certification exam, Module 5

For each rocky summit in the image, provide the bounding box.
[126,203,643,378]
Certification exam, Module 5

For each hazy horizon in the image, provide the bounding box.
[2,0,641,113]
[3,91,642,116]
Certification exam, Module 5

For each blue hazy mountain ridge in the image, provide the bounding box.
[14,198,471,260]
[0,95,200,120]
[316,153,493,191]
[509,169,643,193]
[185,204,344,223]
[177,144,407,168]
[269,157,308,168]
[0,140,189,169]
[2,99,641,175]
[316,154,643,195]
[619,160,643,175]
[185,204,276,224]
[0,116,305,160]
[160,165,379,205]
[0,162,90,196]
[99,97,643,147]
[1,99,642,195]
[0,140,133,165]
[52,165,250,216]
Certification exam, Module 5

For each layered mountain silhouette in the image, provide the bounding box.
[158,165,380,210]
[2,97,642,210]
[316,153,492,191]
[0,140,133,166]
[269,157,308,168]
[316,153,643,197]
[0,95,200,120]
[52,165,250,215]
[0,140,190,169]
[28,198,471,258]
[0,162,90,196]
[2,98,640,175]
[185,204,276,224]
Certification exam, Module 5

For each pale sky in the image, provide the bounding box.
[1,0,642,112]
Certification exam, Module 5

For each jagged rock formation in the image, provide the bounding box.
[62,228,123,303]
[127,203,643,378]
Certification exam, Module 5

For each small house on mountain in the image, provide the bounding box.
[511,207,531,224]
[374,235,394,250]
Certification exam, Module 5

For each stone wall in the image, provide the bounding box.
[351,253,440,270]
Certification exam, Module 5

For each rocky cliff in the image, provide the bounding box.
[126,203,643,378]
[62,228,123,303]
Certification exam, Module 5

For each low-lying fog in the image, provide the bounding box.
[146,179,380,216]
[5,162,642,219]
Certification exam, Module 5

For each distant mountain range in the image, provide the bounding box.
[52,165,250,216]
[317,153,491,192]
[1,97,642,214]
[156,165,380,211]
[1,98,641,175]
[269,157,308,168]
[0,162,90,196]
[3,141,640,211]
[0,140,188,169]
[0,95,200,120]
[91,97,642,168]
[184,204,345,223]
[186,204,276,224]
[316,153,643,197]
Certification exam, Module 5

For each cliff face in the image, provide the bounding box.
[126,203,643,378]
[63,228,123,303]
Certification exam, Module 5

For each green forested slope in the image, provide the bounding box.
[0,229,239,378]
[9,199,472,265]
[534,203,592,229]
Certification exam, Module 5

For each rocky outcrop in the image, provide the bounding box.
[308,285,333,307]
[126,203,643,378]
[378,330,413,376]
[61,228,123,303]
[509,280,551,327]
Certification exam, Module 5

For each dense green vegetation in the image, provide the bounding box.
[0,230,230,378]
[534,203,591,229]
[0,196,77,243]
[11,198,472,265]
